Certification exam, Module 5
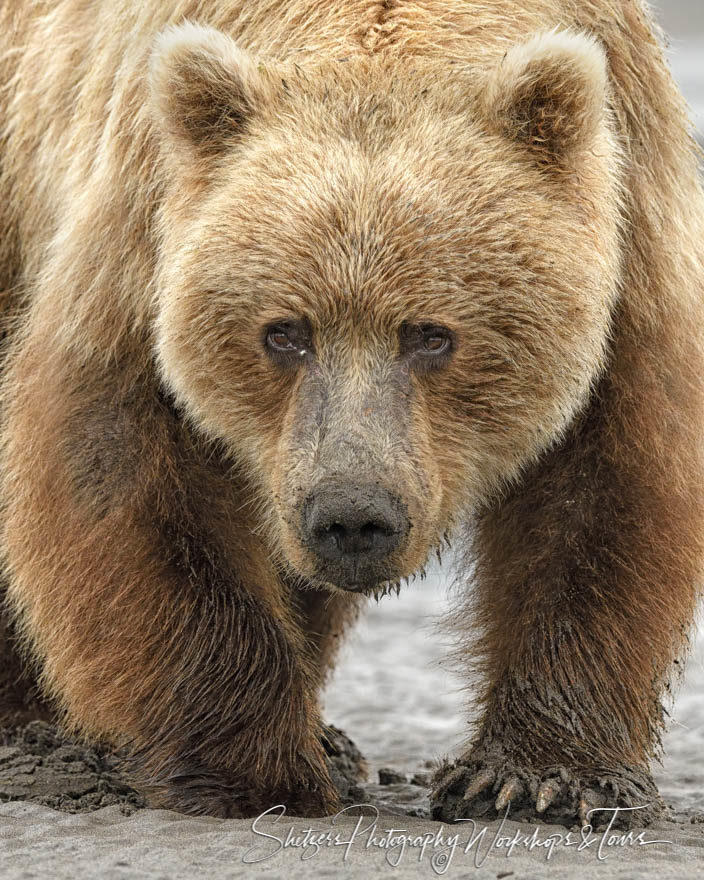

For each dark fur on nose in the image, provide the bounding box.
[303,483,408,588]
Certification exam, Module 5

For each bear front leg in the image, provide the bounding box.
[293,587,368,796]
[432,349,704,828]
[294,586,364,690]
[0,344,338,818]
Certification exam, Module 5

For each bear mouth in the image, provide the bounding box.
[312,557,403,595]
[316,570,405,598]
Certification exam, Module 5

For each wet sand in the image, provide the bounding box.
[2,799,704,880]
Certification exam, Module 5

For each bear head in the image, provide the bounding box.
[150,23,623,593]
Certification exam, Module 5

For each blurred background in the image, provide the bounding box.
[323,0,704,813]
[656,1,704,139]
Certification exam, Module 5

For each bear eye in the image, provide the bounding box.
[400,323,454,370]
[422,331,451,355]
[263,319,312,366]
[266,326,297,352]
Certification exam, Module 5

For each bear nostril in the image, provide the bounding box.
[321,520,387,554]
[358,521,388,551]
[325,522,345,550]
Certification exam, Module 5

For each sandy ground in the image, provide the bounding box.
[2,2,704,878]
[1,577,703,879]
[2,800,704,879]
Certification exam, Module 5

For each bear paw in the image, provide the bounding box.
[144,770,340,819]
[430,750,664,829]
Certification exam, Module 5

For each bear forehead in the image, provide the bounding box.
[187,140,577,302]
[158,48,612,328]
[182,166,590,332]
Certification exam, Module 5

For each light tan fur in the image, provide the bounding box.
[0,1,702,823]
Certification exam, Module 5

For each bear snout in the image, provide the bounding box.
[301,482,410,590]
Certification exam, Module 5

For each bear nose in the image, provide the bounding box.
[303,483,407,574]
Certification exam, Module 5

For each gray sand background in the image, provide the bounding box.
[2,2,704,877]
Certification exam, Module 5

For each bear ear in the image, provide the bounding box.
[484,30,608,170]
[149,22,267,160]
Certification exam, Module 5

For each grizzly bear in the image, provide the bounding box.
[0,0,702,827]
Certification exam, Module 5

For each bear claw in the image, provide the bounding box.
[463,766,495,801]
[431,752,664,829]
[495,775,523,811]
[536,777,562,813]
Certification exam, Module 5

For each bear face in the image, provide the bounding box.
[151,24,623,593]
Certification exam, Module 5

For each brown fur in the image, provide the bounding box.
[0,0,702,823]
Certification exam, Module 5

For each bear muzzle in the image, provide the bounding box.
[301,482,410,591]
